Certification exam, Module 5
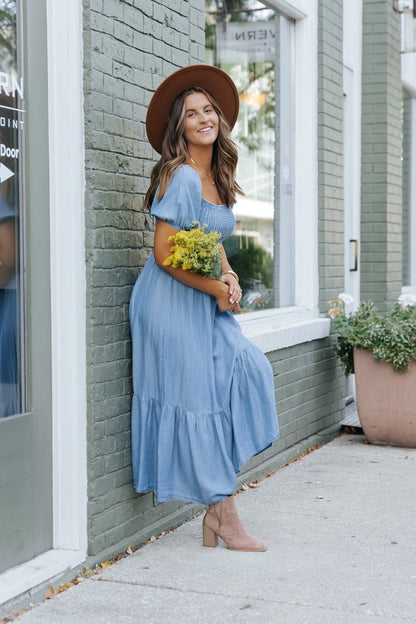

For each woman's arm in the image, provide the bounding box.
[153,219,239,312]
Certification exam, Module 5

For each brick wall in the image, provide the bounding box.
[317,0,345,312]
[83,0,205,557]
[361,0,402,310]
[315,0,345,429]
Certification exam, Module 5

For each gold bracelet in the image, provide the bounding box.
[221,269,239,283]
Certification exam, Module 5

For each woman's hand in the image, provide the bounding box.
[219,273,242,307]
[216,279,241,313]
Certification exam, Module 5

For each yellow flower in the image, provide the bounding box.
[163,222,221,279]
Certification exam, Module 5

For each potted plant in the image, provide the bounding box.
[328,293,416,447]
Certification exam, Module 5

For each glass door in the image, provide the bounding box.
[0,0,53,573]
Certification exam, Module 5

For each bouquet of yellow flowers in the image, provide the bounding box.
[163,221,221,279]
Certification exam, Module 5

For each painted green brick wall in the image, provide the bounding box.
[315,0,345,432]
[83,0,206,557]
[317,0,345,311]
[361,0,402,310]
[82,0,344,563]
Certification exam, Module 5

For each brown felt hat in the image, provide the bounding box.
[145,64,239,154]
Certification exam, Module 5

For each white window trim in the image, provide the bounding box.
[238,306,330,352]
[406,96,416,286]
[239,0,324,352]
[402,37,416,289]
[0,550,84,607]
[47,0,87,557]
[0,0,87,606]
[264,0,307,20]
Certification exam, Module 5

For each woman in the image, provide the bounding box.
[130,65,279,552]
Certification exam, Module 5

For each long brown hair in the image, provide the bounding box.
[144,87,243,209]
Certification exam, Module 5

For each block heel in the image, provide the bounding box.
[202,522,218,547]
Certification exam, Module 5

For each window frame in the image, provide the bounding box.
[401,43,416,297]
[235,0,328,351]
[401,91,416,292]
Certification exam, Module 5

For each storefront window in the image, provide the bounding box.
[206,0,295,311]
[0,0,24,418]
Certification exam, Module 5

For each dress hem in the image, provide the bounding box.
[133,430,279,506]
[234,430,280,475]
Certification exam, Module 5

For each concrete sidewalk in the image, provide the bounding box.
[12,434,416,623]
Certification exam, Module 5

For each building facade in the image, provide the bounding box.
[0,0,415,612]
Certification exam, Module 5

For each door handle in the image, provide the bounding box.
[349,239,358,272]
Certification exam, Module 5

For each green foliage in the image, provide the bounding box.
[329,299,416,375]
[0,1,16,60]
[224,235,273,288]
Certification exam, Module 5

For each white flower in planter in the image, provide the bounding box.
[338,292,354,305]
[328,293,354,318]
[398,294,416,308]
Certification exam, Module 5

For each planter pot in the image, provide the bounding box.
[354,348,416,447]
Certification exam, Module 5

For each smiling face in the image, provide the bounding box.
[183,91,219,150]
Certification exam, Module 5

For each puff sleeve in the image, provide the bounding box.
[151,165,201,231]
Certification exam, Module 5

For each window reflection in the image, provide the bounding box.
[206,0,295,311]
[0,0,22,418]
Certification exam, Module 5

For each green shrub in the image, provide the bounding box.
[224,236,273,289]
[328,295,416,375]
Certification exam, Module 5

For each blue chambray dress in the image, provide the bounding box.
[129,165,279,504]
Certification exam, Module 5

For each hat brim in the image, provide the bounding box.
[146,64,239,154]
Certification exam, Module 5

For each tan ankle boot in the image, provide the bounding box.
[202,495,267,552]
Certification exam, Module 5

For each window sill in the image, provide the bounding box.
[237,306,330,353]
[0,549,86,605]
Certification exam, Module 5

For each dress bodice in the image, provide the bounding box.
[200,198,236,243]
[151,165,236,243]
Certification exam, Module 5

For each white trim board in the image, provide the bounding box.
[47,0,87,554]
[293,1,318,312]
[239,307,330,352]
[410,97,416,285]
[265,0,307,19]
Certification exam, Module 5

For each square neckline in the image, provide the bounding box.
[183,164,228,208]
